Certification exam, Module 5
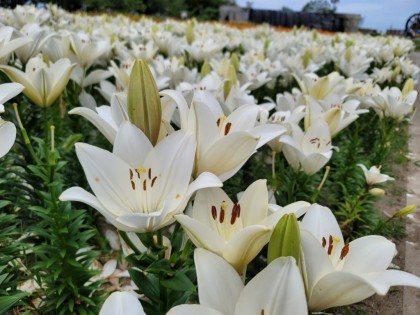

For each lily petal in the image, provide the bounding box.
[195,249,244,315]
[99,291,145,315]
[234,257,308,315]
[167,305,223,315]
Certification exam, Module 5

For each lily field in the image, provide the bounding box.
[1,4,420,315]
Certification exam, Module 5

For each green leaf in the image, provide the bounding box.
[128,269,160,302]
[0,292,29,314]
[160,272,195,292]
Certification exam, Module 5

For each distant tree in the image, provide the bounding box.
[301,0,337,14]
[281,6,294,12]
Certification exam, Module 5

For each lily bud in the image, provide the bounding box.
[390,66,400,81]
[368,188,385,196]
[128,59,161,146]
[186,22,194,45]
[345,47,352,63]
[200,60,211,79]
[402,78,414,96]
[230,53,239,72]
[302,49,312,69]
[267,213,300,264]
[223,65,237,100]
[393,204,417,219]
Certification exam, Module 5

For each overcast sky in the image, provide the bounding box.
[235,0,420,31]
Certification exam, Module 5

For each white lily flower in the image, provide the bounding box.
[99,291,145,315]
[165,89,286,181]
[176,180,309,273]
[15,23,54,64]
[0,55,75,108]
[167,249,308,315]
[357,164,394,186]
[0,26,32,64]
[279,120,333,176]
[60,121,222,233]
[306,97,367,137]
[69,32,111,69]
[300,204,420,311]
[0,82,24,157]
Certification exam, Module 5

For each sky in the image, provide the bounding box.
[234,0,420,32]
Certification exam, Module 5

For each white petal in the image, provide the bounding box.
[308,271,375,311]
[343,235,395,274]
[75,143,137,216]
[167,305,223,315]
[237,179,268,226]
[99,291,145,315]
[235,257,308,315]
[300,204,343,245]
[175,214,225,254]
[195,249,244,315]
[69,107,116,144]
[113,121,152,166]
[0,121,16,158]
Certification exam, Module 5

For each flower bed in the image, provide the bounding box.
[0,4,419,314]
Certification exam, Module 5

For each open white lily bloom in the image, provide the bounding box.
[176,180,310,273]
[99,291,145,315]
[0,55,75,108]
[0,26,32,64]
[279,120,333,176]
[357,164,394,186]
[161,89,285,181]
[60,121,222,232]
[300,204,420,311]
[0,82,24,157]
[167,249,308,315]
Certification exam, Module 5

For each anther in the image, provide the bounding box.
[211,205,217,220]
[143,179,147,191]
[340,243,350,260]
[151,176,157,187]
[224,122,232,135]
[130,181,136,190]
[327,235,333,255]
[129,168,133,180]
[148,168,151,180]
[322,236,326,248]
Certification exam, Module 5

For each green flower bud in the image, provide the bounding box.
[393,204,417,218]
[368,188,385,196]
[402,78,414,96]
[200,60,211,79]
[267,213,300,264]
[186,22,194,45]
[128,59,162,146]
[230,53,239,72]
[223,65,237,100]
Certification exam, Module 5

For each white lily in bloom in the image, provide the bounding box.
[0,82,24,158]
[0,55,75,108]
[15,23,54,64]
[99,291,145,315]
[163,89,286,181]
[60,122,221,232]
[294,72,346,104]
[279,120,333,176]
[167,249,308,315]
[357,164,394,186]
[300,204,420,311]
[176,180,310,273]
[306,97,367,137]
[365,85,417,121]
[184,38,223,63]
[0,26,32,64]
[69,33,111,69]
